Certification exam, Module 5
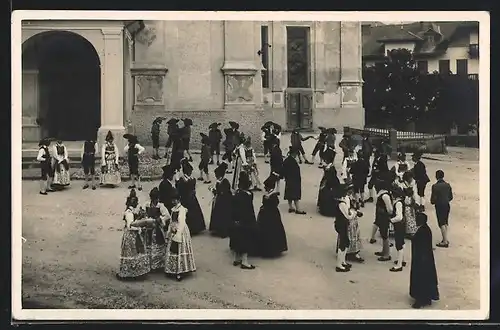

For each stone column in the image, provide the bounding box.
[124,29,134,134]
[98,27,126,151]
[271,21,286,108]
[314,22,326,107]
[339,21,365,129]
[340,22,363,108]
[221,21,260,110]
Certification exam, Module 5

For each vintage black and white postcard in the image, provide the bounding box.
[11,10,490,321]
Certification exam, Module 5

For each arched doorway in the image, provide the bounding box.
[22,31,101,141]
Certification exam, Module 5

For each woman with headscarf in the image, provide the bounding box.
[164,190,196,281]
[141,187,170,272]
[176,158,206,235]
[317,148,340,216]
[269,135,284,194]
[37,138,54,195]
[100,131,121,186]
[209,163,233,238]
[51,139,71,188]
[256,174,288,258]
[117,189,151,280]
[410,212,440,308]
[229,171,258,269]
[282,147,306,214]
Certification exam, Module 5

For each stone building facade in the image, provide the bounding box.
[21,20,364,151]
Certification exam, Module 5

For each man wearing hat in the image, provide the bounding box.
[311,126,327,167]
[151,117,164,160]
[339,132,353,162]
[373,172,394,262]
[222,121,240,173]
[411,151,430,210]
[208,122,222,165]
[361,132,373,165]
[81,138,99,190]
[333,183,358,272]
[198,133,212,184]
[181,118,194,162]
[36,138,54,195]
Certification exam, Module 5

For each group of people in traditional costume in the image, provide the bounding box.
[38,115,451,309]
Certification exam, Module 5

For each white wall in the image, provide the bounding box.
[427,46,478,74]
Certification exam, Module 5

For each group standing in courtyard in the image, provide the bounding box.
[36,116,453,309]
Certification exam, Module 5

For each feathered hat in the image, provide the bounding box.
[105,130,114,142]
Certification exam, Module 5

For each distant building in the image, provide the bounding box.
[362,21,479,78]
[21,20,364,150]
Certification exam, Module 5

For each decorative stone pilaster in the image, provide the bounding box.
[221,21,261,110]
[131,63,168,107]
[339,22,363,108]
[98,27,126,150]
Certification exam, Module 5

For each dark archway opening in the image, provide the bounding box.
[22,31,101,141]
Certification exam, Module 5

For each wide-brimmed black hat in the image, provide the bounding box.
[229,121,240,129]
[154,116,166,123]
[181,158,193,174]
[209,122,221,129]
[412,150,423,160]
[318,126,326,131]
[105,130,114,142]
[200,133,210,144]
[262,121,274,129]
[149,187,160,200]
[263,174,278,190]
[214,162,228,178]
[223,128,232,135]
[123,134,138,144]
[162,164,176,179]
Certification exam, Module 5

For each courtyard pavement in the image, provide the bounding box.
[19,140,480,310]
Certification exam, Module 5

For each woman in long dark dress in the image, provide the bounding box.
[282,147,306,214]
[209,163,233,238]
[176,159,206,235]
[317,148,340,216]
[229,171,258,269]
[256,175,288,257]
[410,212,440,309]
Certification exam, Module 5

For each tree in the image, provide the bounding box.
[363,49,442,130]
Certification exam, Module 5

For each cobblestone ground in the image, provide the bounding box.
[20,140,481,310]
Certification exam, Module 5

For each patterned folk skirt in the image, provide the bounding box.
[117,229,151,279]
[404,203,417,236]
[143,226,166,271]
[336,217,362,255]
[53,163,71,186]
[100,160,122,185]
[164,227,196,275]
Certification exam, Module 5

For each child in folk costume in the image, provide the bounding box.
[242,137,262,191]
[317,148,341,216]
[350,150,370,208]
[366,151,389,204]
[311,126,327,167]
[164,190,196,281]
[341,148,358,183]
[290,129,314,164]
[208,122,223,165]
[336,182,365,263]
[176,159,206,235]
[333,183,359,272]
[209,163,233,238]
[373,173,394,262]
[392,152,410,185]
[256,174,288,258]
[181,118,194,162]
[230,133,247,190]
[282,147,306,214]
[411,151,430,211]
[151,117,164,160]
[389,185,407,272]
[141,187,170,272]
[37,138,54,195]
[164,118,179,160]
[402,171,419,237]
[117,189,151,280]
[100,131,121,186]
[81,139,98,190]
[269,135,284,194]
[51,140,71,187]
[124,134,145,191]
[229,171,258,269]
[197,133,212,184]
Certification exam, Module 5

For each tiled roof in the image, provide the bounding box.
[363,21,479,58]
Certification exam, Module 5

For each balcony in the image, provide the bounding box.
[468,44,479,58]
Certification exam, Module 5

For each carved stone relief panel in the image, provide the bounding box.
[136,75,163,104]
[226,75,254,103]
[341,85,361,106]
[135,26,157,47]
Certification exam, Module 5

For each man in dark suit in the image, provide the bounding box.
[158,165,178,212]
[430,170,453,248]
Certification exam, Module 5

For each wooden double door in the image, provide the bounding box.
[286,89,313,130]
